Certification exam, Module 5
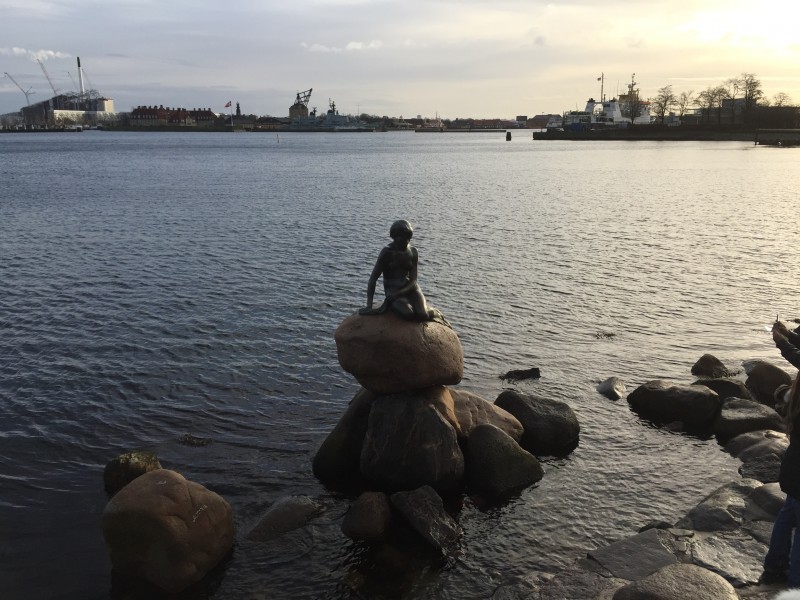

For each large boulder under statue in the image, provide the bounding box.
[335,311,463,394]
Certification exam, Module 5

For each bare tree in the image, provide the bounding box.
[772,92,792,107]
[696,87,717,124]
[676,90,694,118]
[619,74,646,126]
[651,85,677,124]
[738,73,763,124]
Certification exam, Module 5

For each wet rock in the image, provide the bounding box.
[689,530,767,587]
[103,451,162,495]
[341,491,392,541]
[676,479,762,531]
[627,380,721,431]
[612,563,738,600]
[725,429,787,459]
[692,377,751,402]
[597,376,626,400]
[101,469,233,594]
[713,397,784,443]
[465,424,543,497]
[335,312,463,394]
[390,485,460,554]
[360,388,464,493]
[749,482,784,517]
[450,388,523,442]
[495,390,580,456]
[745,360,792,406]
[588,527,677,581]
[692,354,731,379]
[247,495,324,542]
[738,453,781,484]
[500,367,540,382]
[313,388,376,484]
[538,568,627,600]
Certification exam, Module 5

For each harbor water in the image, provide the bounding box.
[1,131,799,599]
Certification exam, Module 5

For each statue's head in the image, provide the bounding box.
[389,220,413,240]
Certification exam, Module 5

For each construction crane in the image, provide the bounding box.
[36,59,59,96]
[3,72,35,105]
[294,88,312,107]
[65,71,78,92]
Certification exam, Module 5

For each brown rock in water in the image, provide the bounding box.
[449,388,523,442]
[341,491,393,540]
[360,387,464,493]
[465,424,543,497]
[691,354,730,379]
[101,469,233,593]
[312,388,377,484]
[627,380,721,432]
[103,451,162,495]
[334,311,463,394]
[745,360,792,406]
[495,390,580,456]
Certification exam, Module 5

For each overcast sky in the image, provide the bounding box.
[2,0,799,119]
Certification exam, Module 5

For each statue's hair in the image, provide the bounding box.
[389,220,413,239]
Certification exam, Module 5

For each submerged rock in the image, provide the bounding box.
[390,485,460,554]
[247,495,324,542]
[341,491,392,541]
[597,376,626,400]
[103,451,162,495]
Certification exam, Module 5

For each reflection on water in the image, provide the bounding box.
[1,132,798,598]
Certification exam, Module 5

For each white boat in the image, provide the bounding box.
[562,74,651,132]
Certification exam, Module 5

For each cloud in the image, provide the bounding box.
[302,40,383,53]
[0,46,71,61]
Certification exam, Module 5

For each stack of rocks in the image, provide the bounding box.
[315,311,578,501]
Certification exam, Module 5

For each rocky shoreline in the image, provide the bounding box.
[97,310,796,599]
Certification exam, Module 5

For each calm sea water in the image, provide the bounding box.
[1,131,799,599]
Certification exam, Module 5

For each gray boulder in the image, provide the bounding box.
[465,424,543,497]
[494,390,580,456]
[247,495,324,542]
[360,388,464,493]
[597,377,626,400]
[738,453,781,483]
[103,451,162,495]
[612,563,738,600]
[390,485,460,554]
[627,380,721,431]
[312,388,376,484]
[724,429,787,459]
[676,479,762,531]
[690,530,767,587]
[745,360,792,406]
[341,491,392,541]
[692,377,751,401]
[713,397,784,442]
[749,482,784,517]
[588,527,677,581]
[691,354,731,379]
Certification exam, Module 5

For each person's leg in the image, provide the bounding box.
[766,496,794,573]
[788,497,800,587]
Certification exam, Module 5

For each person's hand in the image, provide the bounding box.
[773,329,788,344]
[773,321,789,336]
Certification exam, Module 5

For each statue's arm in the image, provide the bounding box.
[365,249,387,308]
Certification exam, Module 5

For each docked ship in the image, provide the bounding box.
[287,89,374,132]
[560,73,652,132]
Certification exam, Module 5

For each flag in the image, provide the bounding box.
[224,101,232,108]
